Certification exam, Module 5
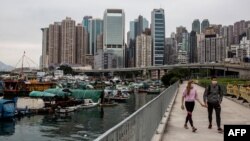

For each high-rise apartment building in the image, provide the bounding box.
[61,17,76,64]
[200,27,226,63]
[41,28,49,69]
[42,17,89,68]
[151,8,165,66]
[228,25,234,46]
[48,22,61,65]
[75,24,86,65]
[103,9,125,68]
[201,19,210,33]
[136,33,152,67]
[192,19,200,34]
[247,27,250,40]
[233,20,247,44]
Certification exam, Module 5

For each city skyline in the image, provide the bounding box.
[1,0,250,67]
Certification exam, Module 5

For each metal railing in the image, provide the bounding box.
[94,82,179,141]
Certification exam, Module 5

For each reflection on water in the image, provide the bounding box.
[0,93,155,141]
[0,120,15,136]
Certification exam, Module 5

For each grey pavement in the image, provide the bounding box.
[162,82,250,141]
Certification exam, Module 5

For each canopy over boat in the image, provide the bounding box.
[29,91,55,97]
[71,89,102,102]
[44,88,71,97]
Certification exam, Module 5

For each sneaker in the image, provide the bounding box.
[208,124,212,129]
[184,124,189,129]
[218,128,223,133]
[192,127,197,132]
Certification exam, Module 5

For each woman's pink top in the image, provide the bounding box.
[183,88,198,102]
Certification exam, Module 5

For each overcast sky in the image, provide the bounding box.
[0,0,250,67]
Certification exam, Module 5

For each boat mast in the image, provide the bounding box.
[21,51,25,77]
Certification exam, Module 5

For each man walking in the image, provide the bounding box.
[203,77,224,133]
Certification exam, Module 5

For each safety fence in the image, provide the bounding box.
[94,82,179,141]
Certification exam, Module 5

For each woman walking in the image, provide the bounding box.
[181,80,205,132]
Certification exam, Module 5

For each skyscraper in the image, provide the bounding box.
[41,28,49,69]
[165,37,177,65]
[48,22,61,66]
[136,15,149,37]
[181,33,189,51]
[82,16,92,55]
[103,9,125,68]
[129,21,136,40]
[201,19,210,33]
[88,19,103,55]
[128,16,149,67]
[82,16,92,32]
[61,17,76,64]
[228,25,234,46]
[94,34,104,69]
[176,26,187,44]
[192,19,200,34]
[189,31,197,63]
[151,8,165,66]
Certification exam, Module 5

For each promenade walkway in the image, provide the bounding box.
[162,82,250,141]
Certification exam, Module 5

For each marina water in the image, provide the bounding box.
[0,93,156,141]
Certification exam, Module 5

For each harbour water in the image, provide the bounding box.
[0,93,156,141]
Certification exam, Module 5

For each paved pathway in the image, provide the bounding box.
[162,82,250,141]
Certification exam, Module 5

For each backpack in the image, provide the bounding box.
[207,84,221,95]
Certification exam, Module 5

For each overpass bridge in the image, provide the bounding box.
[75,63,250,79]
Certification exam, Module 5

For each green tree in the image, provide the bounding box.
[161,68,191,87]
[58,65,74,75]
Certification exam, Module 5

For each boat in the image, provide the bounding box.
[78,99,99,109]
[55,105,78,113]
[147,88,161,94]
[99,101,118,107]
[104,86,118,96]
[2,52,56,98]
[16,97,45,110]
[0,81,3,96]
[0,99,15,119]
[105,91,130,102]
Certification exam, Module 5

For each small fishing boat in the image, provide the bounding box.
[105,91,130,102]
[147,89,161,94]
[78,99,99,109]
[0,99,15,119]
[99,101,118,107]
[55,106,78,113]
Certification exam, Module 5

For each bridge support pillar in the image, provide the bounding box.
[157,69,160,80]
[239,70,249,79]
[132,72,136,81]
